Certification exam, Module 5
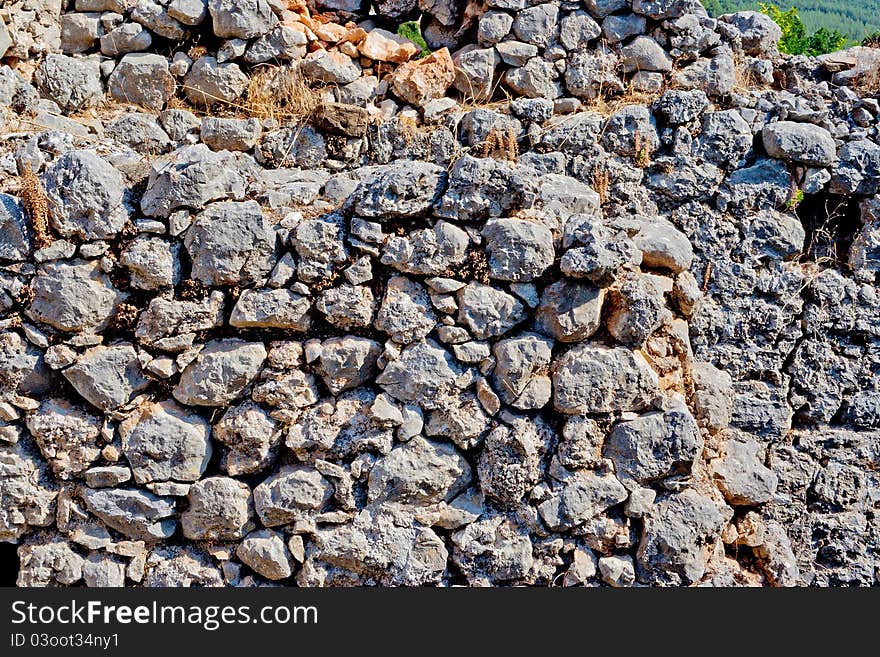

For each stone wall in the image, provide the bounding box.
[0,0,877,587]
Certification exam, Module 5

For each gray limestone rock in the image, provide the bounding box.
[27,260,124,334]
[380,221,469,276]
[368,437,471,505]
[236,529,292,580]
[375,276,437,344]
[107,53,175,111]
[711,433,778,505]
[26,399,101,480]
[230,289,311,331]
[141,145,246,218]
[482,218,554,282]
[119,401,211,484]
[313,336,382,395]
[43,150,129,241]
[0,194,31,261]
[213,401,280,476]
[185,201,276,286]
[552,345,659,414]
[183,56,249,106]
[492,333,553,409]
[81,488,177,542]
[254,466,333,526]
[347,161,447,220]
[63,344,150,412]
[536,280,604,343]
[637,488,728,586]
[180,477,253,543]
[457,282,526,340]
[208,0,275,39]
[376,340,463,410]
[34,54,103,113]
[606,398,704,489]
[538,470,628,532]
[174,340,267,407]
[762,121,837,167]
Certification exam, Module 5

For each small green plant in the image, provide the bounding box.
[787,188,805,210]
[759,4,849,56]
[863,31,880,48]
[397,20,431,58]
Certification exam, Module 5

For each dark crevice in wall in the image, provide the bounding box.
[796,193,863,270]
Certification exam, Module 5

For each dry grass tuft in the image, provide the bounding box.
[473,126,518,161]
[19,164,52,248]
[633,130,651,168]
[396,113,422,145]
[244,66,322,123]
[585,81,666,117]
[733,55,764,93]
[854,64,880,98]
[591,164,611,203]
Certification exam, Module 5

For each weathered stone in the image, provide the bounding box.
[34,54,102,113]
[710,433,778,505]
[230,289,311,331]
[606,398,703,489]
[536,281,604,343]
[185,201,276,286]
[0,194,30,261]
[237,529,292,580]
[0,440,57,542]
[482,218,554,282]
[762,121,837,167]
[348,161,446,219]
[119,401,211,484]
[478,415,552,508]
[107,53,175,111]
[174,340,267,407]
[368,437,471,505]
[301,50,361,85]
[81,488,177,541]
[376,340,463,410]
[552,345,659,414]
[183,56,248,106]
[141,145,246,218]
[63,344,149,412]
[208,0,275,39]
[214,401,280,476]
[26,399,101,480]
[181,476,253,540]
[314,336,382,395]
[376,276,437,344]
[637,488,728,586]
[391,47,455,107]
[17,537,83,586]
[27,260,124,334]
[107,114,173,155]
[538,470,628,531]
[201,117,261,151]
[254,466,333,526]
[492,334,553,409]
[43,150,128,241]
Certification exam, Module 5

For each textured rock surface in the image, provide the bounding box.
[1,0,877,589]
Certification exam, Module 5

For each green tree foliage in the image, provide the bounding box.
[757,3,847,55]
[703,0,880,43]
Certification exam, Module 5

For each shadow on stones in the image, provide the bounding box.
[796,193,862,270]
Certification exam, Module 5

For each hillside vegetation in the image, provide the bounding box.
[704,0,880,41]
